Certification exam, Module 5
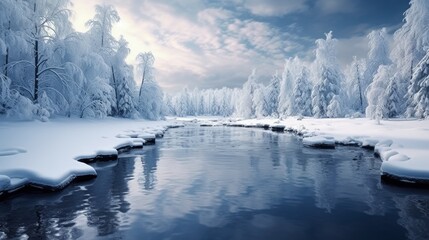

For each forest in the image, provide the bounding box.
[0,0,428,121]
[0,0,164,121]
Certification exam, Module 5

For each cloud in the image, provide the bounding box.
[315,0,359,14]
[70,0,307,93]
[238,0,308,17]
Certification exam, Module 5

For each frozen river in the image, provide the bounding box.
[1,126,429,239]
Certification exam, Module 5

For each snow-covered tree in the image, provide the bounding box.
[136,52,155,100]
[381,76,400,118]
[0,74,10,114]
[236,69,257,118]
[253,84,268,118]
[391,0,429,81]
[135,51,164,119]
[266,72,280,117]
[139,79,164,120]
[407,50,429,118]
[291,67,312,116]
[366,65,392,119]
[391,0,429,114]
[86,4,120,50]
[347,56,366,113]
[78,76,114,118]
[364,28,390,98]
[116,78,136,118]
[312,32,343,118]
[327,95,342,118]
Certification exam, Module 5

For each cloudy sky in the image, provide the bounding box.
[70,0,409,93]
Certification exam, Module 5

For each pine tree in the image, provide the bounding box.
[312,32,342,118]
[347,56,365,113]
[117,78,136,118]
[382,77,400,118]
[266,73,280,117]
[236,69,257,118]
[292,67,312,116]
[408,50,429,118]
[366,65,392,119]
[278,68,293,116]
[253,85,268,118]
[327,95,342,118]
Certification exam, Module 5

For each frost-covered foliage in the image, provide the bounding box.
[391,0,429,80]
[0,74,11,114]
[366,65,392,119]
[266,73,281,117]
[312,32,343,118]
[291,67,312,116]
[236,70,257,118]
[346,56,366,114]
[136,52,164,120]
[407,50,429,118]
[253,84,269,118]
[0,1,163,120]
[382,77,400,118]
[364,28,391,96]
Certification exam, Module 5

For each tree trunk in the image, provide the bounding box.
[139,67,146,99]
[34,30,39,103]
[111,65,119,115]
[4,21,10,78]
[33,2,39,103]
[357,65,363,113]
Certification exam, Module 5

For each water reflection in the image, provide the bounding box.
[0,126,429,240]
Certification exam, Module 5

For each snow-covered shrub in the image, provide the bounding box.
[0,75,11,114]
[7,90,35,120]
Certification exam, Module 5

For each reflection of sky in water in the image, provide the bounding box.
[1,127,429,239]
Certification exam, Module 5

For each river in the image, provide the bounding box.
[1,126,429,239]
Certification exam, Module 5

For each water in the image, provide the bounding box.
[1,126,429,240]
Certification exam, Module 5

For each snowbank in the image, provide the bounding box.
[185,117,429,184]
[302,136,335,149]
[0,118,178,195]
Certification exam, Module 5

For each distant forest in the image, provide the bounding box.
[167,0,429,120]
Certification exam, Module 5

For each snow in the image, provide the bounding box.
[189,116,429,183]
[302,136,335,148]
[0,118,176,193]
[0,175,10,192]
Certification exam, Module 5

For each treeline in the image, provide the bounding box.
[167,0,429,120]
[0,0,164,121]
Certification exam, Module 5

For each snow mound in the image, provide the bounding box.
[0,175,11,192]
[302,136,335,149]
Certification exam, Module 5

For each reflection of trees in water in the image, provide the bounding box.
[141,146,160,190]
[313,152,338,213]
[394,194,429,240]
[0,156,135,238]
[85,156,134,236]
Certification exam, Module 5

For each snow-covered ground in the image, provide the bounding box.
[0,118,180,194]
[177,116,429,184]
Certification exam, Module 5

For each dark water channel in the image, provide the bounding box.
[1,126,429,240]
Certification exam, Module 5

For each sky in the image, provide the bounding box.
[70,0,409,93]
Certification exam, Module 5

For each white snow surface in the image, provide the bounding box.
[0,118,173,191]
[302,135,335,148]
[178,117,429,182]
[234,117,429,181]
